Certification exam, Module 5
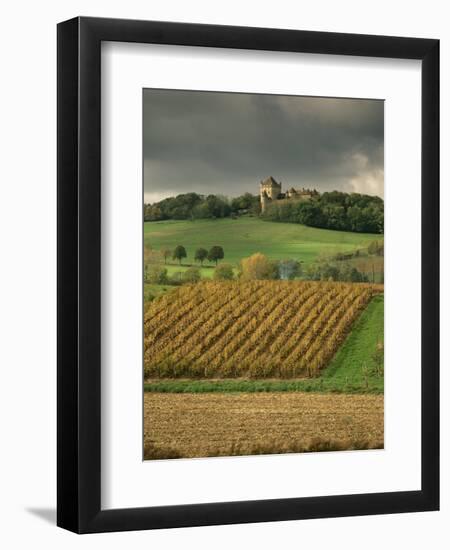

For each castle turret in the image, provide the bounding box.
[260,176,282,212]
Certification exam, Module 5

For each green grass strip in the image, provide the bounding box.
[323,294,384,388]
[144,379,382,394]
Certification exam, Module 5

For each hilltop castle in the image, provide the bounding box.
[259,176,319,212]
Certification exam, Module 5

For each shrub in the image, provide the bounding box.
[147,265,168,284]
[368,240,384,256]
[240,253,279,280]
[305,261,368,283]
[213,263,234,280]
[277,259,301,280]
[182,266,201,283]
[169,271,184,285]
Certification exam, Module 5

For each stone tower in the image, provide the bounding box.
[260,176,282,212]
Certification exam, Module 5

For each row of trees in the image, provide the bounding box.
[304,262,369,283]
[146,251,371,286]
[239,254,372,283]
[144,192,260,221]
[147,253,374,291]
[169,245,225,265]
[262,191,384,233]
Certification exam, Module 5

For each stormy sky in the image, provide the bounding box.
[143,89,384,203]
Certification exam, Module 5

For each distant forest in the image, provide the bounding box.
[263,191,384,234]
[144,190,383,234]
[144,193,259,221]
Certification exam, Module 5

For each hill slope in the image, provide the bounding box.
[144,280,383,379]
[144,217,382,268]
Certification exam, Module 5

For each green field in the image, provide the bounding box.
[149,263,217,279]
[145,294,384,394]
[144,217,381,270]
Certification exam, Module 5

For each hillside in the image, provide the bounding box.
[144,280,383,379]
[144,217,382,269]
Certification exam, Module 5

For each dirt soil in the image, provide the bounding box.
[143,392,384,459]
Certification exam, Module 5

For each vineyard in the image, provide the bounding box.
[144,280,383,379]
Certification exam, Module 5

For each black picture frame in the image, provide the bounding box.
[57,16,439,533]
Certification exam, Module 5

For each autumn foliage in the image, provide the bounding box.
[144,280,383,379]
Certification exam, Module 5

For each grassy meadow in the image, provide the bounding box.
[144,217,381,273]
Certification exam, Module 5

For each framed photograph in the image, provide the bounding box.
[57,17,439,533]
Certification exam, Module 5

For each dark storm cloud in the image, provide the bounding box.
[143,89,384,202]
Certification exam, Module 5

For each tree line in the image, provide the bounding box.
[145,250,373,288]
[262,191,384,233]
[144,190,383,234]
[164,245,225,266]
[144,192,260,221]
